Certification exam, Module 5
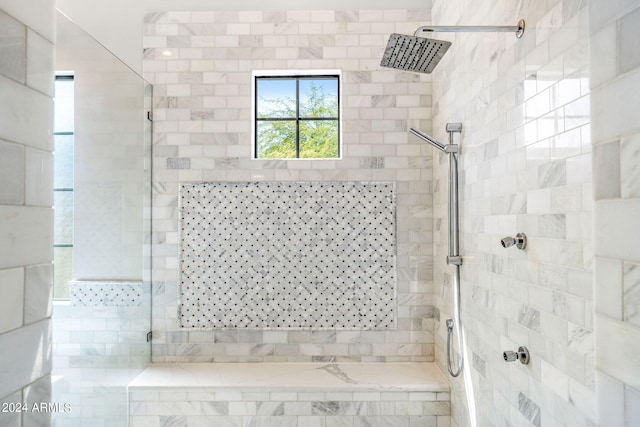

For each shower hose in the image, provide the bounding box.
[446,265,463,377]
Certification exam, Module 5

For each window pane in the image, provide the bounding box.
[257,121,297,158]
[299,78,338,118]
[54,79,74,133]
[299,120,339,158]
[257,79,296,118]
[54,246,73,300]
[54,191,74,244]
[54,134,74,189]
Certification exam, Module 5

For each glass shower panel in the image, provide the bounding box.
[52,11,152,427]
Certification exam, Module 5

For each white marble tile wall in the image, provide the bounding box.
[590,0,640,426]
[128,362,451,427]
[51,283,151,427]
[130,390,451,427]
[430,0,595,425]
[0,1,55,424]
[143,9,436,362]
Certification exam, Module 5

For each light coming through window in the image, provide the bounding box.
[53,74,74,300]
[254,74,340,159]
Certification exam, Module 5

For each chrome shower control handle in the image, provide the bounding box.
[503,346,530,364]
[503,351,518,362]
[500,233,527,250]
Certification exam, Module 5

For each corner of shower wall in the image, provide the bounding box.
[590,1,640,426]
[0,1,55,425]
[431,0,594,426]
[144,8,437,364]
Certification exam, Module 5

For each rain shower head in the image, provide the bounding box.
[380,33,451,74]
[380,20,526,74]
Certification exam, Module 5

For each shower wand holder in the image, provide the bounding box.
[503,346,530,364]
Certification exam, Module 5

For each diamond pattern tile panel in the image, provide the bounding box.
[179,182,396,329]
[69,281,144,306]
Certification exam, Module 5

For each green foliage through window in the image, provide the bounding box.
[255,75,340,159]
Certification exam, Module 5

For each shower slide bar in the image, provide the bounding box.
[410,124,464,378]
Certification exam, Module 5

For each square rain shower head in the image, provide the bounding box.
[380,33,451,74]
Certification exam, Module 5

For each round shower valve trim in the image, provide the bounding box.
[500,233,527,250]
[503,346,530,364]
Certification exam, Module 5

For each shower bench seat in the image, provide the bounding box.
[128,362,451,426]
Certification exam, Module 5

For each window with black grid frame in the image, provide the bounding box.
[53,74,75,300]
[254,74,340,159]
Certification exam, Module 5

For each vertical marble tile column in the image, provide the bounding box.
[0,0,55,425]
[431,0,594,425]
[590,0,640,425]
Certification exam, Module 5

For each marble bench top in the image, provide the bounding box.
[128,362,449,392]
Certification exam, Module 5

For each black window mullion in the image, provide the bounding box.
[337,76,341,158]
[258,117,336,121]
[254,77,258,157]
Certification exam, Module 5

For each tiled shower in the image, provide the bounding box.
[1,0,639,426]
[144,9,436,364]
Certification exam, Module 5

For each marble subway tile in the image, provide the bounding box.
[566,153,592,185]
[0,267,24,334]
[23,375,52,426]
[593,140,620,199]
[594,199,640,263]
[538,159,566,188]
[23,263,53,324]
[620,134,640,198]
[619,6,640,75]
[0,319,51,398]
[0,139,25,204]
[0,75,52,150]
[596,371,624,426]
[0,206,52,269]
[591,67,640,142]
[538,214,566,238]
[0,390,22,426]
[421,401,450,415]
[0,9,26,83]
[625,385,640,426]
[517,392,541,427]
[596,314,640,391]
[623,262,640,327]
[26,29,54,96]
[166,157,191,169]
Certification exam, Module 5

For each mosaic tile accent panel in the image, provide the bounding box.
[179,182,396,329]
[69,281,145,306]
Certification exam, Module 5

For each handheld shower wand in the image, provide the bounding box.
[410,123,464,377]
